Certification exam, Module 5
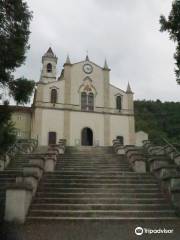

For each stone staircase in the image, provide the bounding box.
[0,154,28,220]
[27,146,177,220]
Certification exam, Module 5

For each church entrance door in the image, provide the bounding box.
[48,131,56,145]
[81,128,93,146]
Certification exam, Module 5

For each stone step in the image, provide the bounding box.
[28,209,176,218]
[45,172,151,177]
[56,162,129,165]
[55,168,131,172]
[42,175,154,180]
[52,171,134,174]
[30,203,171,211]
[39,183,159,188]
[36,187,160,193]
[35,192,164,199]
[32,197,167,204]
[41,179,157,184]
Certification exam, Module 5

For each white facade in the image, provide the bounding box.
[31,48,135,146]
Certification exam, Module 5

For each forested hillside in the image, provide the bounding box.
[134,100,180,144]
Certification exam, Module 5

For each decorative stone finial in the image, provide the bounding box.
[65,54,71,64]
[104,59,109,69]
[85,55,90,62]
[126,82,133,94]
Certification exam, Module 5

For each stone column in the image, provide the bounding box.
[104,114,110,146]
[63,61,72,145]
[103,63,110,146]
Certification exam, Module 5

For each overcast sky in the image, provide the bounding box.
[15,0,179,102]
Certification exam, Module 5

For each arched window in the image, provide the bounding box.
[47,63,52,73]
[81,92,87,110]
[81,92,94,111]
[116,96,122,111]
[88,93,94,111]
[51,89,57,104]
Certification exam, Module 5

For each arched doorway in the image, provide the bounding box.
[81,128,93,146]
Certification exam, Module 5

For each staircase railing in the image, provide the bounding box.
[0,138,38,170]
[161,137,180,154]
[149,137,180,157]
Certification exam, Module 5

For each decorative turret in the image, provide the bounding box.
[103,59,110,71]
[85,54,90,62]
[64,54,71,66]
[126,82,133,94]
[126,82,134,111]
[40,47,58,83]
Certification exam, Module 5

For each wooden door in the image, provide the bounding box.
[48,132,56,145]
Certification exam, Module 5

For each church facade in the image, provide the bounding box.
[26,48,135,146]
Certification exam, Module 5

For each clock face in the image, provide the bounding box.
[83,64,93,74]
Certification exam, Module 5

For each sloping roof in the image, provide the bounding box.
[0,105,32,113]
[43,47,55,58]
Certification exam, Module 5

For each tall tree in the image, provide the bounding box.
[160,0,180,84]
[0,0,34,153]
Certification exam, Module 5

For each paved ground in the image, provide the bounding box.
[1,220,180,240]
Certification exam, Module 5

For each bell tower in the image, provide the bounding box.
[40,47,58,83]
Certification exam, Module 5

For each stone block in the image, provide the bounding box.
[23,164,43,178]
[174,154,180,166]
[0,159,5,171]
[116,147,125,155]
[5,183,33,223]
[149,159,169,172]
[171,193,180,216]
[44,157,56,172]
[158,166,178,180]
[170,177,180,191]
[45,153,57,161]
[29,158,45,169]
[132,160,146,173]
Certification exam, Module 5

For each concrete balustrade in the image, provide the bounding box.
[28,158,45,169]
[112,140,125,154]
[148,156,170,173]
[132,159,146,173]
[128,153,146,173]
[124,146,146,173]
[170,177,180,216]
[16,172,39,195]
[23,164,44,178]
[44,157,56,172]
[148,146,165,155]
[174,153,180,166]
[154,165,178,179]
[126,149,140,159]
[5,183,33,223]
[4,139,67,223]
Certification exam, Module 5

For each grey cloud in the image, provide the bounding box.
[14,0,179,102]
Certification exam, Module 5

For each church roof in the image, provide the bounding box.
[43,47,56,58]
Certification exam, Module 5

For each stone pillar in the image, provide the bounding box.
[63,111,70,145]
[104,114,110,146]
[5,183,33,223]
[128,116,135,145]
[103,64,110,146]
[63,61,72,145]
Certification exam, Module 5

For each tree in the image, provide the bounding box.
[9,78,35,105]
[160,0,180,84]
[0,0,34,153]
[0,101,16,155]
[0,0,35,102]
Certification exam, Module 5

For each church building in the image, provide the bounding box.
[14,47,136,146]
